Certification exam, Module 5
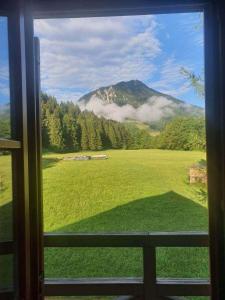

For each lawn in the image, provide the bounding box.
[0,149,209,298]
[0,154,13,289]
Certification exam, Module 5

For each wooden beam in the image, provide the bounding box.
[33,0,208,19]
[143,247,157,299]
[44,278,143,296]
[0,139,21,150]
[8,4,32,299]
[156,278,210,296]
[44,232,209,248]
[44,278,210,297]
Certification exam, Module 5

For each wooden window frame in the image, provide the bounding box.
[1,0,225,299]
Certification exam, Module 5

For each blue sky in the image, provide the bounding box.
[0,17,10,106]
[0,13,204,108]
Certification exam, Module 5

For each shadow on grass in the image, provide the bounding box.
[44,192,209,281]
[42,157,60,169]
[55,191,208,233]
[0,201,13,241]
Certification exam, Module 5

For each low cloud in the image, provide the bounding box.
[79,95,174,123]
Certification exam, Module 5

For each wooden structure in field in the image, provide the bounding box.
[63,154,108,161]
[189,164,207,184]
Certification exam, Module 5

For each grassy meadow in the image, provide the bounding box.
[0,149,209,298]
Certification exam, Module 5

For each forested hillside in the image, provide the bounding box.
[41,93,153,152]
[0,92,205,152]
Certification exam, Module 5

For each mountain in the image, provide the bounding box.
[79,80,187,108]
[78,80,204,126]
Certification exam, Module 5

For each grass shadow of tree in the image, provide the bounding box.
[0,201,12,241]
[42,157,60,169]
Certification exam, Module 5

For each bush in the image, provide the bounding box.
[158,117,205,151]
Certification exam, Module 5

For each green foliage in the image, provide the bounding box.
[41,93,157,152]
[48,107,65,152]
[125,123,153,149]
[0,104,10,138]
[63,113,80,152]
[41,93,205,152]
[0,92,205,153]
[180,67,204,98]
[0,119,10,138]
[158,117,205,151]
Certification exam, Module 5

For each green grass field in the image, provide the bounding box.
[0,149,209,298]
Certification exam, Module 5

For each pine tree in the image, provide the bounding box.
[41,101,50,148]
[78,115,89,150]
[49,107,64,151]
[108,121,119,149]
[63,113,80,151]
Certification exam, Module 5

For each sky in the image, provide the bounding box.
[0,13,204,108]
[0,17,10,106]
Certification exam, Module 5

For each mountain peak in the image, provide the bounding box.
[78,80,203,124]
[115,79,148,88]
[79,79,162,108]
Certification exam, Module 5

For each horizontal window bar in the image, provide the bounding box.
[0,139,21,149]
[0,241,14,255]
[45,278,143,296]
[156,278,210,296]
[44,232,209,248]
[44,278,210,297]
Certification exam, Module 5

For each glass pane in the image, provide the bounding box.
[0,16,10,138]
[36,12,208,298]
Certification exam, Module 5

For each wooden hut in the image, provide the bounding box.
[189,163,207,184]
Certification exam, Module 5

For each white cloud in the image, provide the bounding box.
[151,57,191,97]
[79,95,175,123]
[43,88,83,102]
[34,16,161,93]
[178,13,204,48]
[34,14,204,105]
[0,65,9,81]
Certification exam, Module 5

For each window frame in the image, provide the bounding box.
[33,1,225,299]
[1,0,225,299]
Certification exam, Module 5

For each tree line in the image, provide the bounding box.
[156,116,206,151]
[41,93,153,152]
[0,93,206,152]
